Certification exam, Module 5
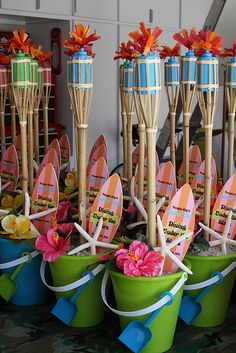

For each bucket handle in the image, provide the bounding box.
[184,261,236,291]
[0,250,39,270]
[40,260,105,292]
[101,270,188,317]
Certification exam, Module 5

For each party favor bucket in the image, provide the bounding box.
[0,237,48,305]
[184,253,236,327]
[46,254,106,327]
[101,260,190,353]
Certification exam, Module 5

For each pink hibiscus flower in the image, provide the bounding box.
[115,240,163,277]
[56,201,77,223]
[35,226,72,262]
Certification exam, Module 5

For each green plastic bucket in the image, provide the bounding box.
[185,253,236,327]
[49,254,105,328]
[108,260,191,353]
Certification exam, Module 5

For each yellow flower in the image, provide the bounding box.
[1,214,38,240]
[1,194,23,211]
[65,170,78,188]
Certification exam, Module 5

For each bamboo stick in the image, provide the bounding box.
[204,125,213,235]
[220,71,227,180]
[227,112,235,178]
[33,109,40,164]
[127,113,133,193]
[10,105,16,143]
[77,126,87,229]
[169,111,176,170]
[0,111,5,154]
[119,66,128,179]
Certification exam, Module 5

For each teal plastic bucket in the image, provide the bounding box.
[185,253,236,327]
[0,237,49,305]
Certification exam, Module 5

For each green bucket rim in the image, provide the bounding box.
[186,252,236,262]
[107,259,191,283]
[58,253,101,262]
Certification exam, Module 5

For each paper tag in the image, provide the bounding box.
[88,173,123,247]
[0,144,19,191]
[49,138,61,167]
[87,143,108,175]
[161,183,195,273]
[155,161,176,216]
[59,134,71,165]
[134,151,160,196]
[31,163,59,235]
[178,145,202,188]
[36,147,60,180]
[86,157,109,209]
[190,158,217,221]
[211,173,236,239]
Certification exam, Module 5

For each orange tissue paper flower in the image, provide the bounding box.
[114,41,139,61]
[8,29,31,55]
[173,27,197,49]
[192,29,224,56]
[220,41,236,57]
[64,23,101,56]
[128,22,163,56]
[0,52,11,65]
[159,43,180,59]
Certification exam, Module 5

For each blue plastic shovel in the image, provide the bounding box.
[179,271,224,325]
[119,292,174,353]
[51,271,94,326]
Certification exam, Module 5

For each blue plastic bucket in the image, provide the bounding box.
[0,237,49,305]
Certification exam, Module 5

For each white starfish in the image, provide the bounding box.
[154,215,193,275]
[199,211,236,255]
[68,217,118,256]
[0,191,57,236]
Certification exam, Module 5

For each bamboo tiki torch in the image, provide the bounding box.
[11,50,32,200]
[196,50,219,240]
[41,64,51,152]
[180,50,197,183]
[225,56,236,178]
[119,64,128,179]
[67,48,93,230]
[165,56,180,170]
[0,65,7,155]
[7,67,16,143]
[27,57,38,192]
[123,61,134,194]
[134,53,161,247]
[33,66,43,165]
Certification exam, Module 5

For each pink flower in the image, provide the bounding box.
[35,227,71,262]
[57,222,74,234]
[115,241,163,277]
[56,201,77,223]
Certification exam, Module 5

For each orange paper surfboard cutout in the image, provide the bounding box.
[49,138,61,167]
[178,145,202,188]
[190,157,217,221]
[211,173,236,239]
[161,183,195,273]
[89,135,107,162]
[87,143,108,175]
[0,144,19,191]
[88,173,123,248]
[31,163,59,235]
[86,157,109,209]
[155,161,176,216]
[36,147,60,180]
[59,134,71,165]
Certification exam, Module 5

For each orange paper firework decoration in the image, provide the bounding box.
[0,52,11,65]
[64,23,101,56]
[221,41,236,57]
[128,22,163,56]
[32,46,53,66]
[114,41,139,61]
[159,43,180,59]
[173,28,197,49]
[192,29,224,56]
[7,29,31,55]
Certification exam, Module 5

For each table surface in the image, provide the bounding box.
[0,299,236,353]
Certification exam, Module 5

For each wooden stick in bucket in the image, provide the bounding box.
[134,54,161,247]
[11,51,32,201]
[33,66,43,165]
[7,67,16,143]
[119,65,128,179]
[196,51,219,241]
[41,65,51,152]
[0,65,7,155]
[165,56,180,171]
[180,50,197,183]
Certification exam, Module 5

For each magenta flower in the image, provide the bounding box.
[115,241,163,277]
[35,225,73,262]
[56,201,77,223]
